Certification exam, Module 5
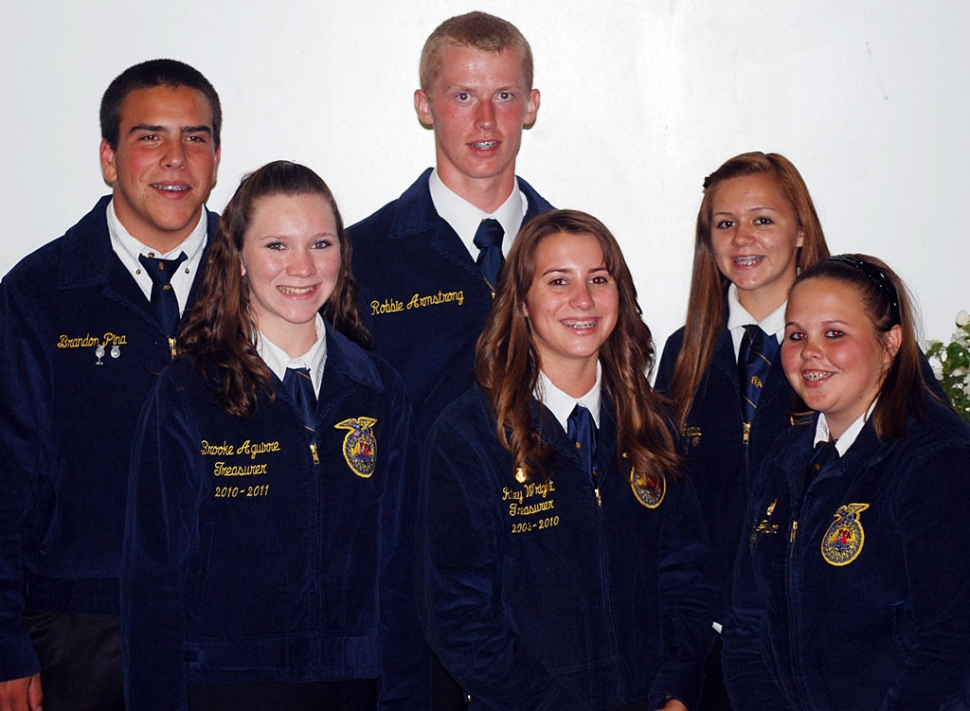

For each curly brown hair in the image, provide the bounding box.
[178,160,369,417]
[476,209,679,484]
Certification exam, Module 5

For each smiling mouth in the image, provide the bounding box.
[278,285,317,295]
[470,141,499,149]
[734,255,764,267]
[802,370,834,382]
[564,319,598,330]
[152,183,190,192]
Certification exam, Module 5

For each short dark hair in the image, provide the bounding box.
[100,59,222,150]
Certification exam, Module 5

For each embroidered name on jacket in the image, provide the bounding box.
[58,331,128,348]
[682,426,702,448]
[504,479,558,533]
[821,503,870,566]
[370,290,465,315]
[201,439,282,499]
[335,417,378,478]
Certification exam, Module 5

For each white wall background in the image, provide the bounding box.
[3,0,968,360]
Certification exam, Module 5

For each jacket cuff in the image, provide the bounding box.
[0,631,40,681]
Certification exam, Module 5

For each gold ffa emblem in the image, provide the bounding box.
[515,466,528,483]
[624,454,665,509]
[334,417,378,478]
[821,503,869,566]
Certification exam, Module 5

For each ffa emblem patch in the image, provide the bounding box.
[334,417,378,478]
[631,472,666,509]
[821,503,869,566]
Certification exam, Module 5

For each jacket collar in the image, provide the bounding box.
[322,320,384,394]
[56,195,219,291]
[387,168,553,241]
[782,415,897,496]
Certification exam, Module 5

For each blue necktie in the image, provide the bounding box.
[139,252,187,337]
[282,366,317,436]
[566,405,597,475]
[738,325,778,423]
[808,440,840,476]
[473,218,505,292]
[803,439,840,498]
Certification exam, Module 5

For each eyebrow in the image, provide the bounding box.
[445,83,521,93]
[128,124,213,136]
[539,265,609,277]
[713,205,779,216]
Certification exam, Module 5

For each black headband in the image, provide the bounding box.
[827,255,901,326]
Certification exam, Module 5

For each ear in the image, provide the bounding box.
[211,146,222,187]
[524,88,540,127]
[795,228,805,248]
[882,323,903,368]
[414,90,433,127]
[99,139,117,184]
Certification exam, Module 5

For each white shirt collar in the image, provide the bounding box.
[106,198,208,309]
[726,283,787,358]
[813,399,878,456]
[428,168,526,259]
[534,362,603,432]
[255,314,328,396]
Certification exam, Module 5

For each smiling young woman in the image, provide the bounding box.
[121,161,426,711]
[724,254,970,709]
[417,209,715,711]
[654,152,831,710]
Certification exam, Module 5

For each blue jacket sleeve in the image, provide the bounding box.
[650,473,718,710]
[415,416,592,711]
[376,378,432,710]
[721,469,791,710]
[654,331,681,393]
[878,441,970,710]
[0,282,46,681]
[121,375,199,711]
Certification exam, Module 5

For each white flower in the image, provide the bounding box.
[953,365,969,378]
[951,330,969,347]
[931,361,944,380]
[957,310,970,327]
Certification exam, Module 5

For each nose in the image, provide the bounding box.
[162,139,187,169]
[288,247,315,277]
[731,223,755,246]
[570,282,593,309]
[475,99,496,130]
[798,334,823,360]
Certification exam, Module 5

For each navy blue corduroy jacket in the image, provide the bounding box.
[0,197,215,681]
[656,324,800,623]
[121,325,428,710]
[348,168,553,442]
[723,399,970,710]
[417,386,716,710]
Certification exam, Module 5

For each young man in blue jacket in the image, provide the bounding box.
[348,13,554,709]
[348,11,554,444]
[0,59,221,711]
